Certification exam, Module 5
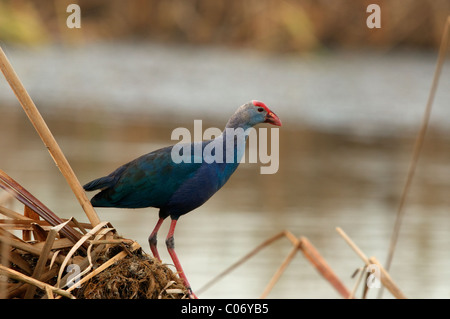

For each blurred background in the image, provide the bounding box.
[0,0,449,298]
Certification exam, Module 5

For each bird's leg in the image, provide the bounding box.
[148,217,165,261]
[166,218,198,299]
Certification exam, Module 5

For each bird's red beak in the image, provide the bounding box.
[264,110,282,126]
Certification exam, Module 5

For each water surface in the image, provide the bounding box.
[0,43,449,298]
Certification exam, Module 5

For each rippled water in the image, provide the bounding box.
[0,43,449,298]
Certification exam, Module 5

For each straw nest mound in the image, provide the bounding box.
[76,245,189,299]
[0,169,190,299]
[3,238,190,299]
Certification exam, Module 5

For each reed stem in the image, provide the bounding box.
[380,16,450,298]
[0,46,100,227]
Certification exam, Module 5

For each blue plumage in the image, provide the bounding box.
[84,141,232,218]
[83,100,281,298]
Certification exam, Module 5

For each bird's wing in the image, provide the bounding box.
[87,143,205,208]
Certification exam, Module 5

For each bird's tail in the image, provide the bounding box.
[83,175,115,192]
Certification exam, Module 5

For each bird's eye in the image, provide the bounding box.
[257,107,264,112]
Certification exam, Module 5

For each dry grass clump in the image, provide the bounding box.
[77,246,188,299]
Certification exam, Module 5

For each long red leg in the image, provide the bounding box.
[166,218,198,299]
[148,217,165,261]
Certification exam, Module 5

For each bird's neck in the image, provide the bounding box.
[225,110,254,131]
[219,126,252,165]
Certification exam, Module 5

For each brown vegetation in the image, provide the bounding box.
[1,0,448,51]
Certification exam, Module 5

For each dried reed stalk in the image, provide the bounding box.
[23,231,58,298]
[261,235,351,298]
[24,220,72,298]
[196,231,286,295]
[348,267,366,299]
[23,206,39,241]
[382,16,450,295]
[0,170,83,247]
[0,264,74,299]
[0,205,30,221]
[336,227,406,299]
[0,46,100,228]
[197,230,350,298]
[8,267,58,298]
[56,221,110,288]
[369,256,406,299]
[0,228,10,299]
[298,237,351,298]
[0,227,66,265]
[260,243,300,299]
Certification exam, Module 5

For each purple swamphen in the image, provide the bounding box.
[83,100,281,298]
